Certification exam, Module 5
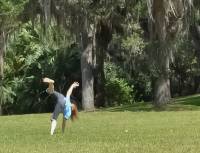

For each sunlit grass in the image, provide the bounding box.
[1,95,200,153]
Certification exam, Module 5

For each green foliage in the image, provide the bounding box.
[3,23,80,114]
[2,24,49,113]
[0,0,28,31]
[104,62,134,106]
[170,34,200,96]
[108,21,151,102]
[0,79,16,105]
[0,0,26,14]
[122,32,145,55]
[130,72,152,101]
[121,24,146,63]
[1,0,199,113]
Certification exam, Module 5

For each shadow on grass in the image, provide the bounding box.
[102,94,200,112]
[175,95,200,106]
[102,102,155,112]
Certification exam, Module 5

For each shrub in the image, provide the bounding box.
[104,62,135,106]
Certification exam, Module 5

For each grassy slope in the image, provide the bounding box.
[104,94,200,112]
[1,95,200,153]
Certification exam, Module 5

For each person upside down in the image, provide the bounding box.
[43,77,79,135]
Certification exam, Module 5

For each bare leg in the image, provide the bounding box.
[50,119,57,135]
[43,77,55,94]
[62,117,67,133]
[47,83,54,94]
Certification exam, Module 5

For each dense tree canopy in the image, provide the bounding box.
[0,0,199,114]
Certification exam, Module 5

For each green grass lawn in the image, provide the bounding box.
[1,95,200,153]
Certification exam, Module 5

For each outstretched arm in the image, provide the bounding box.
[43,77,55,94]
[66,82,79,97]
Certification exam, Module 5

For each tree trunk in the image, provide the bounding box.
[0,105,2,115]
[81,41,95,111]
[193,76,200,93]
[0,30,5,116]
[153,49,171,106]
[151,0,170,106]
[149,0,184,106]
[94,44,105,107]
[154,78,171,106]
[39,0,51,32]
[0,31,4,80]
[80,21,95,111]
[0,31,4,115]
[190,25,200,93]
[152,44,172,105]
[94,20,112,107]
